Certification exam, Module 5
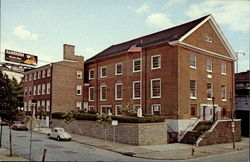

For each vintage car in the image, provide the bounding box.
[47,127,71,141]
[11,121,28,131]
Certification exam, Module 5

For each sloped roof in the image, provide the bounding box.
[85,15,210,64]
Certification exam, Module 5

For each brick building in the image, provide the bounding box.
[83,14,236,133]
[23,44,84,125]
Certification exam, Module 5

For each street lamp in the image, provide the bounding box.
[235,51,246,73]
[212,96,215,123]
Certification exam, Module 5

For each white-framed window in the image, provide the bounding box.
[38,71,41,79]
[152,104,161,115]
[34,72,37,80]
[221,62,226,75]
[133,59,141,72]
[28,100,32,111]
[76,102,82,110]
[133,104,141,113]
[151,55,161,70]
[133,81,141,99]
[222,85,226,101]
[207,82,213,100]
[115,63,123,75]
[33,85,36,95]
[190,80,197,99]
[46,100,50,111]
[37,100,40,108]
[88,105,94,112]
[37,84,41,95]
[115,105,122,116]
[47,68,51,77]
[205,36,213,43]
[88,87,94,101]
[151,78,161,98]
[100,105,112,115]
[29,86,32,96]
[77,85,82,95]
[89,69,94,80]
[42,69,46,78]
[24,87,28,95]
[29,74,32,81]
[41,100,45,107]
[206,59,212,72]
[100,66,107,78]
[115,83,123,100]
[42,84,46,95]
[77,71,82,79]
[189,55,196,68]
[100,85,107,101]
[47,83,50,94]
[24,102,27,111]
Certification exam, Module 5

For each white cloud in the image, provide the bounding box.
[136,3,150,14]
[185,1,250,32]
[167,0,187,6]
[13,25,38,40]
[146,13,174,29]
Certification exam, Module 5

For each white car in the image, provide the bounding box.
[47,127,71,141]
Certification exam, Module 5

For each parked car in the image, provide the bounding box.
[0,120,8,126]
[47,127,71,141]
[11,121,28,131]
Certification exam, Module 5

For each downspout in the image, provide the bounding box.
[144,47,147,114]
[96,61,99,113]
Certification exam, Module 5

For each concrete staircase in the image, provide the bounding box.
[180,121,213,145]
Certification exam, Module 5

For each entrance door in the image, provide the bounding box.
[200,106,212,121]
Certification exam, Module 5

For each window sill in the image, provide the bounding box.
[221,73,227,76]
[151,96,161,99]
[206,70,212,73]
[88,100,94,102]
[133,97,141,100]
[190,66,197,69]
[100,76,107,79]
[115,73,123,76]
[115,98,123,101]
[100,99,107,101]
[207,98,212,101]
[151,67,161,70]
[132,70,141,73]
[222,99,227,102]
[190,97,197,100]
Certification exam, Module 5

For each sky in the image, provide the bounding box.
[0,0,249,72]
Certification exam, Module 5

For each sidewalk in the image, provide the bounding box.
[0,147,27,161]
[36,128,249,160]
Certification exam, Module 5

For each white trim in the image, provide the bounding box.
[206,82,213,100]
[133,81,141,99]
[189,55,196,68]
[88,87,94,101]
[76,85,82,96]
[115,83,123,100]
[151,55,161,70]
[115,63,123,75]
[133,104,141,113]
[221,85,226,101]
[133,58,141,73]
[221,62,227,75]
[100,85,107,101]
[100,105,112,115]
[89,69,95,80]
[115,105,122,116]
[190,80,197,99]
[151,104,161,115]
[77,71,82,79]
[206,59,213,72]
[100,66,107,78]
[151,78,161,98]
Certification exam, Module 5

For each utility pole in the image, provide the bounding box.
[230,92,236,149]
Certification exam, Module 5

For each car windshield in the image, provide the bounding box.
[14,121,22,124]
[56,128,64,132]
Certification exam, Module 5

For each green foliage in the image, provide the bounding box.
[120,102,134,116]
[112,115,165,123]
[37,106,46,118]
[96,114,112,129]
[74,113,98,120]
[51,112,66,119]
[62,111,74,124]
[0,70,24,122]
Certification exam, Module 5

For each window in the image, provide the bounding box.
[77,85,82,95]
[38,71,41,79]
[115,63,123,75]
[222,85,226,101]
[133,59,141,72]
[190,104,197,116]
[29,86,32,96]
[100,66,107,78]
[47,68,51,77]
[33,85,36,95]
[151,55,161,69]
[77,71,82,79]
[89,69,94,80]
[221,62,226,75]
[76,102,82,111]
[24,87,28,95]
[29,74,32,81]
[41,100,45,107]
[34,72,37,80]
[205,36,212,43]
[190,80,197,99]
[24,102,27,111]
[42,69,46,78]
[115,83,123,100]
[37,100,40,108]
[89,87,94,101]
[88,106,94,112]
[100,106,112,115]
[115,105,122,116]
[42,84,46,95]
[46,100,50,111]
[152,104,161,115]
[151,79,161,98]
[28,100,32,111]
[100,85,107,101]
[133,81,141,99]
[37,84,41,95]
[207,83,213,99]
[47,83,50,94]
[133,104,141,113]
[206,59,212,72]
[189,55,196,68]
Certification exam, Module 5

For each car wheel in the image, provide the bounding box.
[68,138,71,141]
[48,134,51,139]
[57,136,61,141]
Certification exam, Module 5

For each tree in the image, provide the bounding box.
[37,105,46,119]
[62,111,74,124]
[0,70,24,156]
[120,102,134,116]
[96,114,112,146]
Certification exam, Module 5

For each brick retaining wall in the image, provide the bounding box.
[197,120,241,146]
[51,119,168,145]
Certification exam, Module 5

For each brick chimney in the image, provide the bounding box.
[63,44,75,60]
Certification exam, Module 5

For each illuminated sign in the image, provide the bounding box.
[5,49,38,66]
